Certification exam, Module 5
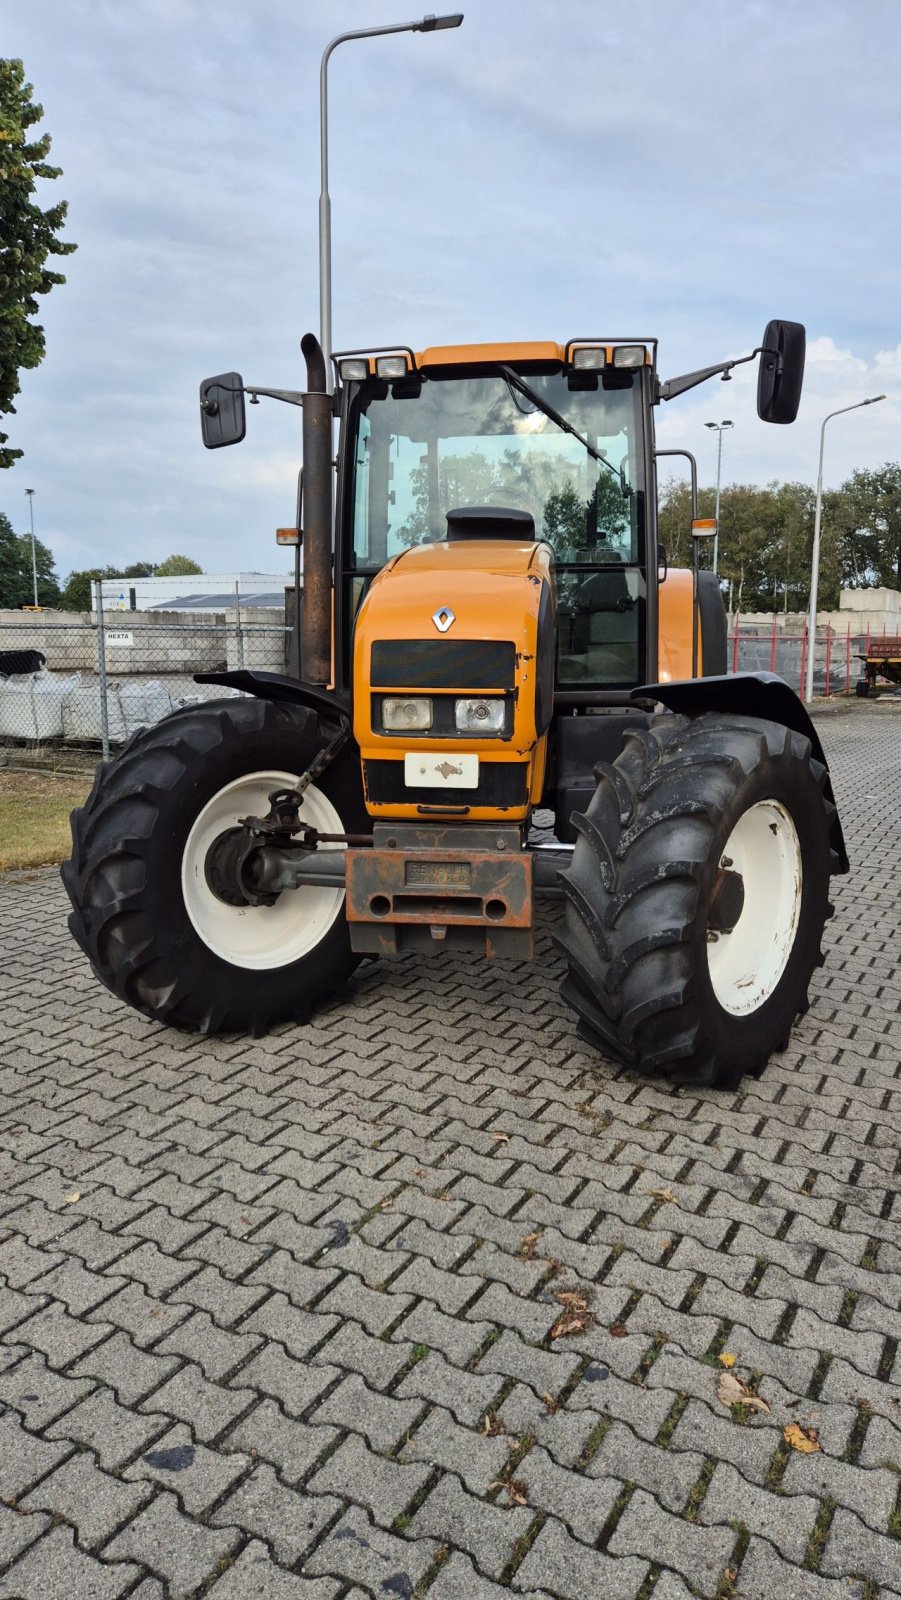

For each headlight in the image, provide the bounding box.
[382,696,432,731]
[454,697,505,733]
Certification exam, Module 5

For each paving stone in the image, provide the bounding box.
[139,1360,256,1441]
[308,1430,432,1524]
[312,1372,422,1454]
[210,1462,341,1564]
[0,1410,72,1499]
[11,1300,111,1364]
[781,1448,899,1535]
[0,1502,50,1569]
[426,1549,554,1600]
[46,1384,167,1470]
[222,1398,340,1484]
[242,1292,340,1357]
[20,1449,152,1548]
[123,1422,248,1513]
[0,1346,94,1428]
[512,1515,650,1598]
[0,1523,140,1599]
[389,1300,496,1367]
[68,1328,181,1405]
[699,1460,818,1563]
[608,1488,735,1597]
[85,1281,190,1348]
[408,1471,532,1578]
[103,1488,241,1600]
[154,1307,263,1381]
[395,1349,503,1428]
[400,1405,512,1495]
[304,1502,438,1592]
[234,1343,340,1420]
[587,1420,704,1513]
[206,1540,345,1598]
[311,1320,412,1391]
[820,1506,901,1587]
[734,1534,869,1599]
[668,1397,779,1486]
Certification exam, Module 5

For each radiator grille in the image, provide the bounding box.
[371,639,516,690]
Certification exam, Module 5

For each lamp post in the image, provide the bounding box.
[24,489,38,607]
[704,419,733,574]
[804,394,886,702]
[319,13,464,388]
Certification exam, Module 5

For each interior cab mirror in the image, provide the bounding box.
[200,372,246,448]
[757,321,805,424]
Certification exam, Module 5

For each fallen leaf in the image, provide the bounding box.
[542,1391,560,1414]
[783,1422,821,1453]
[716,1371,770,1413]
[719,1352,737,1369]
[412,1168,427,1178]
[379,1199,393,1211]
[63,1191,81,1204]
[609,1322,629,1339]
[724,1567,737,1584]
[649,1187,677,1204]
[480,1412,508,1438]
[554,1289,591,1310]
[489,1131,510,1144]
[518,1230,543,1261]
[507,1477,529,1506]
[550,1310,593,1339]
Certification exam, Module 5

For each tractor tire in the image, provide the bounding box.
[62,696,367,1034]
[555,712,836,1089]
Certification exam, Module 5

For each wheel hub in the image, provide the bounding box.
[708,866,745,934]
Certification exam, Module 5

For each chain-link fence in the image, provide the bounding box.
[0,583,290,761]
[0,600,892,764]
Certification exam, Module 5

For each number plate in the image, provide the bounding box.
[403,752,479,789]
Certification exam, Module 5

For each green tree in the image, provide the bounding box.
[0,60,76,469]
[154,553,203,577]
[0,510,59,605]
[838,463,901,590]
[58,564,119,612]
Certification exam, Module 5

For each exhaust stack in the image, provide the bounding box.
[300,332,333,687]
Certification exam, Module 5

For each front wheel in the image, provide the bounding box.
[555,712,837,1088]
[62,697,367,1034]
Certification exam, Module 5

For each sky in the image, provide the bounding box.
[5,0,901,582]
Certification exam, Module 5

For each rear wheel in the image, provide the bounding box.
[555,712,836,1088]
[62,697,366,1033]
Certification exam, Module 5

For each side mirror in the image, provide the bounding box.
[757,321,805,424]
[200,372,246,448]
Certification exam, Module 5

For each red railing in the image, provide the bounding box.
[725,621,883,697]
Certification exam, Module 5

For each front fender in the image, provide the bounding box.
[194,669,350,726]
[631,672,849,872]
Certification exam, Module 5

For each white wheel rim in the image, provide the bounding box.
[181,769,346,971]
[707,799,802,1016]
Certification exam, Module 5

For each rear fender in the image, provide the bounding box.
[631,671,849,872]
[194,669,349,726]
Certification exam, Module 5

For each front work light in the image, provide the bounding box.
[376,355,409,380]
[275,528,299,546]
[338,358,369,382]
[612,345,646,368]
[571,347,607,371]
[454,697,505,733]
[382,696,433,731]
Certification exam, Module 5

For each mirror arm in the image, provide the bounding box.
[244,385,305,408]
[658,346,766,403]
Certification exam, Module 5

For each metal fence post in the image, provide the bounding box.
[93,579,110,761]
[234,581,245,669]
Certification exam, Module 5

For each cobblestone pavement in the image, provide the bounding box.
[1,702,899,1600]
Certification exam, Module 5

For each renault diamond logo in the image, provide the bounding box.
[432,606,455,633]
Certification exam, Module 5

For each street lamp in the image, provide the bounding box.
[319,13,464,388]
[704,419,733,574]
[24,489,38,607]
[804,394,886,702]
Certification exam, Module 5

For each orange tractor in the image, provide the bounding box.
[64,319,846,1088]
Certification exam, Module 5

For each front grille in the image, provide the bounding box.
[364,759,529,809]
[371,639,516,690]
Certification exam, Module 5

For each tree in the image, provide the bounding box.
[0,60,76,468]
[838,464,901,591]
[154,554,203,577]
[58,565,120,613]
[0,510,59,606]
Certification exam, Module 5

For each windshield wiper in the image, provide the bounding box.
[498,366,621,482]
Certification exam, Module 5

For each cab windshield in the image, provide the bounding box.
[345,367,647,688]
